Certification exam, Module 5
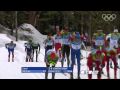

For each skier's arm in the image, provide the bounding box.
[52,39,55,49]
[81,41,87,50]
[5,43,8,49]
[24,43,27,52]
[25,46,27,52]
[43,39,47,48]
[38,44,40,52]
[14,44,16,48]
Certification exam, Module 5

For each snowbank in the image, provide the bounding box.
[18,23,47,47]
[0,31,118,79]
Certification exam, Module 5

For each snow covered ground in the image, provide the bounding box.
[0,33,120,79]
[0,23,119,79]
[18,23,47,47]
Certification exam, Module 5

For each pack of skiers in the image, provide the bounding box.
[44,26,86,79]
[5,39,40,62]
[44,27,120,79]
[4,25,120,79]
[88,29,120,79]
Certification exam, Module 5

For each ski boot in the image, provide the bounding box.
[8,55,10,62]
[12,55,14,62]
[77,76,81,79]
[12,58,14,62]
[8,57,10,62]
[107,73,110,79]
[70,73,73,79]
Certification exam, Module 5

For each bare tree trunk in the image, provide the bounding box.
[10,23,14,35]
[34,14,40,28]
[28,11,37,26]
[15,11,18,41]
[81,13,83,34]
[89,14,92,43]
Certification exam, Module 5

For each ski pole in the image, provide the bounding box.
[82,41,87,58]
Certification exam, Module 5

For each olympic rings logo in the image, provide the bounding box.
[102,14,116,21]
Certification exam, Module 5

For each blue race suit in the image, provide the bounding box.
[71,40,81,77]
[24,43,33,56]
[44,38,54,62]
[5,43,16,58]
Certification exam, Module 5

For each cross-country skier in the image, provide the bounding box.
[87,49,106,79]
[92,29,106,50]
[54,27,62,61]
[24,40,33,62]
[5,41,16,62]
[45,49,59,79]
[104,39,118,79]
[70,32,83,79]
[106,29,120,69]
[61,26,71,67]
[31,41,40,62]
[107,29,120,49]
[43,33,54,62]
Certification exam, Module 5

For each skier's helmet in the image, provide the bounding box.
[10,41,13,44]
[28,39,32,43]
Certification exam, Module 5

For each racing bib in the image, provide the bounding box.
[46,40,53,46]
[9,44,15,49]
[95,40,104,46]
[62,38,70,45]
[26,44,31,49]
[110,39,118,48]
[71,43,80,50]
[95,36,104,46]
[55,37,62,43]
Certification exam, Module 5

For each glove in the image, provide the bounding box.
[99,64,105,68]
[38,51,40,54]
[92,62,96,67]
[118,54,120,59]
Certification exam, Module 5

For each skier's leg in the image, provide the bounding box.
[45,64,50,79]
[26,52,28,62]
[12,50,14,62]
[61,45,65,67]
[106,57,110,78]
[30,51,33,62]
[44,46,48,61]
[36,50,38,62]
[66,45,70,67]
[26,55,28,62]
[70,48,75,79]
[87,54,93,79]
[29,52,31,62]
[27,51,32,62]
[8,49,10,62]
[96,61,101,79]
[112,57,117,79]
[117,54,120,69]
[110,59,113,68]
[88,65,93,79]
[76,49,81,79]
[32,49,34,58]
[59,44,62,60]
[55,43,58,53]
[52,65,55,79]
